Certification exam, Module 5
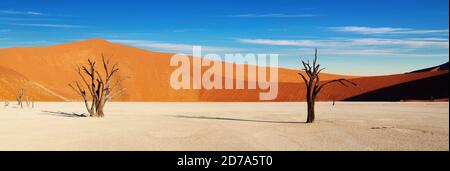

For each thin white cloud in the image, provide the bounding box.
[0,40,58,48]
[351,38,449,48]
[173,28,207,33]
[330,26,449,35]
[226,13,319,18]
[0,10,44,16]
[238,38,449,49]
[239,38,330,47]
[11,23,87,28]
[408,38,449,41]
[331,26,408,34]
[15,40,53,45]
[239,37,449,59]
[293,48,449,58]
[325,49,400,56]
[394,29,449,34]
[0,17,59,21]
[110,39,243,54]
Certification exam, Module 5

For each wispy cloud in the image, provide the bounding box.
[408,38,449,41]
[13,40,54,45]
[330,26,449,35]
[0,10,44,16]
[296,48,449,58]
[110,39,243,54]
[0,29,10,33]
[320,49,401,56]
[11,23,87,28]
[0,17,59,21]
[239,38,329,47]
[0,38,10,42]
[238,37,449,59]
[351,38,449,48]
[173,28,207,33]
[238,38,449,49]
[226,13,319,18]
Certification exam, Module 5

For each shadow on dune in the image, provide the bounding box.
[409,62,449,73]
[41,110,87,117]
[174,115,305,124]
[345,72,449,101]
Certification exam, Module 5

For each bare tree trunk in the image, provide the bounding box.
[299,49,356,123]
[96,104,104,117]
[69,55,124,118]
[88,109,95,117]
[306,97,315,123]
[94,98,104,117]
[26,97,30,108]
[17,88,25,109]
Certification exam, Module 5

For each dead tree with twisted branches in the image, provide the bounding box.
[299,49,357,123]
[17,88,24,109]
[69,55,125,117]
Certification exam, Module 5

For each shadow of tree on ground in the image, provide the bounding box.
[41,110,87,117]
[174,115,305,124]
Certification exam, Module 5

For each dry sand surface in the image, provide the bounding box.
[0,102,448,151]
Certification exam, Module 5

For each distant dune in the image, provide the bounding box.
[274,70,448,102]
[0,66,63,101]
[410,62,449,73]
[0,38,448,102]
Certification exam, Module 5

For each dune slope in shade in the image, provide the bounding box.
[346,72,449,101]
[275,70,448,101]
[410,62,449,73]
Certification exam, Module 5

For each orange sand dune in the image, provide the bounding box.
[275,70,448,101]
[0,66,63,101]
[410,62,449,73]
[195,70,448,102]
[0,38,356,101]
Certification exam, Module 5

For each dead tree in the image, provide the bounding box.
[3,96,8,108]
[26,96,30,108]
[29,96,35,108]
[69,55,124,117]
[17,88,24,109]
[298,49,357,123]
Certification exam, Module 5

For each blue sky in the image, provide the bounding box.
[0,0,448,75]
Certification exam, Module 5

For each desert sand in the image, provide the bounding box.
[0,102,447,151]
